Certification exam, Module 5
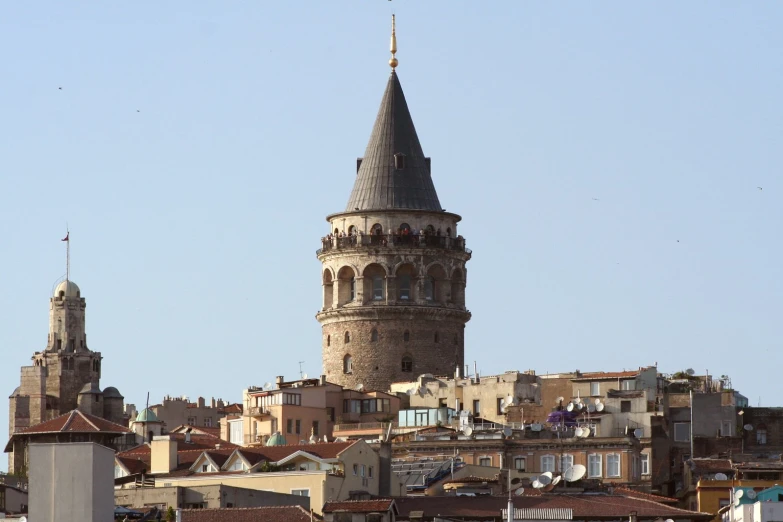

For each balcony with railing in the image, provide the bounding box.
[246,406,271,417]
[318,233,470,256]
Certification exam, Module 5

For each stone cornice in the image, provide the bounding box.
[316,305,471,325]
[317,246,471,263]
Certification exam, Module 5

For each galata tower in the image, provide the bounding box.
[317,17,471,392]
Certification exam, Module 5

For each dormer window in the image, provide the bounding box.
[394,153,406,169]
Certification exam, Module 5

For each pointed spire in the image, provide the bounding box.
[345,17,442,212]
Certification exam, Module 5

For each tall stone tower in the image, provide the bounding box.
[317,17,471,392]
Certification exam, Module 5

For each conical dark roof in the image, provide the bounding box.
[345,71,442,212]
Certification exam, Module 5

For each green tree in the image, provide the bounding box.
[165,506,176,522]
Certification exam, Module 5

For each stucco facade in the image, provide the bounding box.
[114,484,310,511]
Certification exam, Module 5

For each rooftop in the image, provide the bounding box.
[178,506,316,522]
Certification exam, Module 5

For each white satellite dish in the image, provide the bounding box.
[531,423,543,432]
[575,402,584,411]
[568,464,586,482]
[540,472,553,485]
[515,487,526,496]
[744,424,754,431]
[556,396,565,404]
[506,395,515,406]
[634,428,644,438]
[552,476,562,486]
[355,383,365,391]
[734,497,742,507]
[503,427,513,437]
[302,373,308,380]
[463,426,474,437]
[579,428,590,438]
[747,490,757,500]
[587,404,596,413]
[263,382,273,390]
[714,473,728,480]
[665,519,674,522]
[566,402,574,412]
[574,427,584,437]
[596,402,605,412]
[594,398,602,405]
[735,489,745,499]
[532,479,544,489]
[406,388,415,395]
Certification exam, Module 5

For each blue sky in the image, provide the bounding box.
[1,2,781,467]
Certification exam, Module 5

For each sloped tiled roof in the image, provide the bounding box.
[612,487,678,504]
[17,409,132,435]
[222,403,243,414]
[689,458,733,473]
[323,499,395,513]
[345,70,442,212]
[179,506,315,522]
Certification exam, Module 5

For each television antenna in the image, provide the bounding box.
[298,361,305,379]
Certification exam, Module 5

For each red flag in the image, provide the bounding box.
[61,233,69,242]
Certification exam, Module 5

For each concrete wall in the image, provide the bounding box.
[151,397,227,430]
[29,442,114,522]
[114,484,310,511]
[0,485,28,514]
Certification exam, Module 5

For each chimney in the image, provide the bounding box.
[151,435,178,474]
[276,376,285,386]
[215,443,221,450]
[629,511,638,522]
[211,397,216,408]
[320,374,327,386]
[197,397,205,408]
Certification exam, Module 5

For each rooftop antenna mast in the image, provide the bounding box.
[389,14,398,70]
[299,361,305,379]
[61,227,70,282]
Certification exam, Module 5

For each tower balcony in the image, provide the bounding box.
[317,234,471,256]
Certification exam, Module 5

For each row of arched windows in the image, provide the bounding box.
[343,354,414,374]
[327,329,458,346]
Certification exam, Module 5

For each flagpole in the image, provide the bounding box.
[66,228,70,282]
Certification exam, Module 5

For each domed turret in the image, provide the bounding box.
[265,431,287,446]
[54,280,81,298]
[77,382,103,416]
[135,408,159,423]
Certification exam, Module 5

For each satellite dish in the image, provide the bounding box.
[574,427,584,437]
[552,476,562,486]
[734,497,742,507]
[665,519,674,522]
[566,402,575,412]
[575,395,582,404]
[503,427,513,437]
[355,383,365,391]
[556,396,565,404]
[735,489,745,499]
[579,428,590,438]
[511,477,521,485]
[532,479,544,489]
[463,426,474,437]
[540,472,553,485]
[596,402,605,412]
[569,464,586,482]
[594,398,602,405]
[406,388,415,395]
[587,404,596,413]
[744,424,754,431]
[714,473,728,480]
[634,428,644,438]
[531,423,543,432]
[686,368,695,376]
[302,373,308,380]
[542,483,555,492]
[323,435,328,442]
[506,395,515,406]
[263,382,273,390]
[575,402,584,410]
[515,487,526,496]
[747,490,757,500]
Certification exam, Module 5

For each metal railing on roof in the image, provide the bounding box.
[318,234,470,255]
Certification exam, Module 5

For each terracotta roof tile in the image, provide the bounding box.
[323,499,395,513]
[16,409,132,435]
[690,458,733,473]
[612,487,678,504]
[443,475,499,484]
[180,505,315,522]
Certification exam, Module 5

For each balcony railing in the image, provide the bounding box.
[333,422,396,433]
[318,234,470,255]
[247,406,270,417]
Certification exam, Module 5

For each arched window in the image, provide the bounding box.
[371,224,383,235]
[59,291,65,298]
[403,330,410,342]
[434,332,440,343]
[398,275,411,300]
[343,355,353,374]
[327,335,331,347]
[394,152,406,169]
[446,227,452,237]
[371,329,378,342]
[402,356,413,373]
[344,331,351,344]
[426,225,435,235]
[334,228,339,235]
[399,223,411,232]
[348,225,356,236]
[424,277,435,301]
[372,276,384,300]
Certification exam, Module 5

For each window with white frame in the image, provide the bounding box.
[514,457,526,471]
[674,422,691,442]
[229,420,243,445]
[607,454,621,478]
[479,457,492,467]
[559,454,574,471]
[203,416,213,427]
[541,455,555,473]
[228,459,245,471]
[114,465,127,479]
[291,489,310,497]
[590,382,600,396]
[622,380,636,391]
[641,453,650,476]
[588,454,602,478]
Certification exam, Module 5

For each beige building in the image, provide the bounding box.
[140,395,239,432]
[30,442,114,522]
[115,436,403,514]
[115,484,309,511]
[239,375,400,446]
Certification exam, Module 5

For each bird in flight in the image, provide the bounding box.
[58,87,62,90]
[757,187,763,191]
[592,198,599,201]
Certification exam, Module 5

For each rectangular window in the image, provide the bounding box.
[229,420,243,445]
[541,455,555,473]
[350,278,355,301]
[674,422,691,442]
[497,397,505,415]
[588,454,602,478]
[607,454,621,477]
[479,457,492,467]
[621,400,631,413]
[360,464,366,477]
[373,276,384,300]
[312,421,319,436]
[622,380,636,391]
[641,453,650,476]
[369,466,374,478]
[514,457,526,471]
[291,489,310,497]
[201,464,208,473]
[721,421,732,437]
[327,407,335,422]
[203,417,213,427]
[187,416,196,425]
[295,419,301,435]
[473,400,480,415]
[398,275,411,300]
[287,419,293,434]
[590,382,600,396]
[353,464,358,475]
[559,454,574,472]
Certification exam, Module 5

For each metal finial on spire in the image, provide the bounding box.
[389,15,398,69]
